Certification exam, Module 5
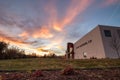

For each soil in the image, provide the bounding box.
[0,68,120,80]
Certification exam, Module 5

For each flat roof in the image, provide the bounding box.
[74,25,120,44]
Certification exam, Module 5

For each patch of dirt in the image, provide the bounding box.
[0,68,120,80]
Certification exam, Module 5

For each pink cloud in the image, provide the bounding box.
[52,0,93,31]
[100,0,119,7]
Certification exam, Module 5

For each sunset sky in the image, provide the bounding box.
[0,0,120,56]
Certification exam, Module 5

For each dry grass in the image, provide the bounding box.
[0,58,120,70]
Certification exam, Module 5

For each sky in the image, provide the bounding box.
[0,0,120,56]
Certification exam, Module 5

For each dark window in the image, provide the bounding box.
[117,30,120,38]
[104,30,112,37]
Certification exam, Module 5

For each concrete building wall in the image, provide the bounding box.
[100,26,120,58]
[74,26,106,59]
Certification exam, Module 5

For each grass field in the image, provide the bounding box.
[0,58,120,70]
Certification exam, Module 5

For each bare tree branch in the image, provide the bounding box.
[110,35,120,58]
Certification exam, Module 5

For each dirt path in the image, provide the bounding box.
[0,68,120,80]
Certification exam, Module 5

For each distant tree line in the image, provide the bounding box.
[0,41,38,59]
[43,53,56,58]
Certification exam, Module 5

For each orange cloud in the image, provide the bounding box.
[53,22,62,31]
[52,0,92,31]
[62,0,91,27]
[19,26,53,39]
[32,27,53,39]
[42,0,92,32]
[37,48,49,52]
[44,1,58,31]
[0,32,34,45]
[18,31,29,40]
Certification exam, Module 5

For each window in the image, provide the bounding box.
[104,30,112,37]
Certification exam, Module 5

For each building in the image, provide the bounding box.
[66,25,120,59]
